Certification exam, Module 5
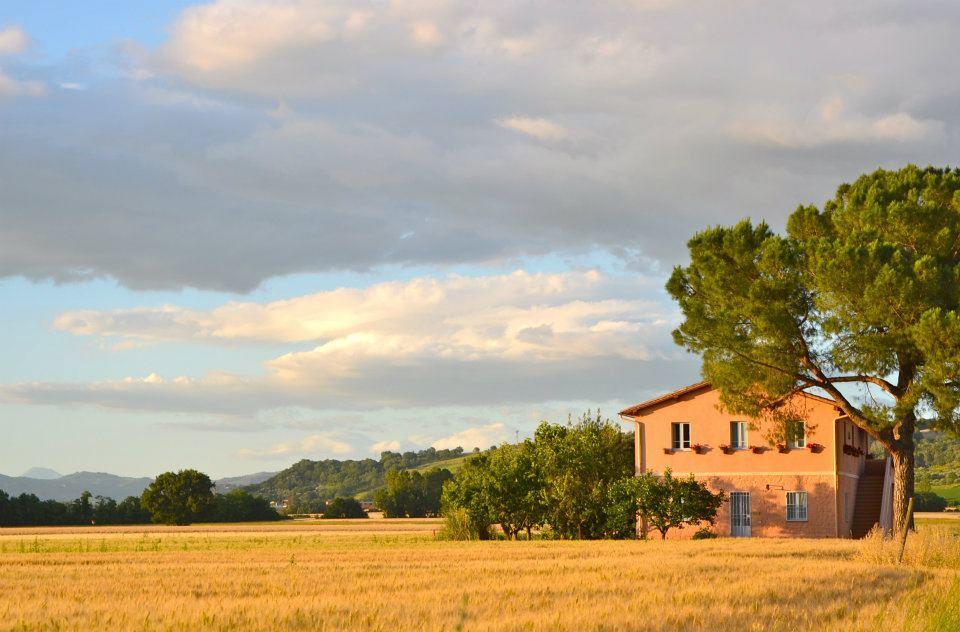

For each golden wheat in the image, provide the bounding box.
[0,520,956,631]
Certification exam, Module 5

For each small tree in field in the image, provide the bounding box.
[634,469,725,539]
[667,165,960,535]
[322,497,367,519]
[141,470,216,526]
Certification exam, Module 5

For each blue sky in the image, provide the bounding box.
[1,0,958,478]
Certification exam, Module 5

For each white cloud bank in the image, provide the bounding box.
[5,270,690,415]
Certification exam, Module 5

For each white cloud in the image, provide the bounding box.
[238,433,352,459]
[370,439,402,453]
[431,422,510,450]
[727,97,941,148]
[0,26,30,56]
[54,270,672,363]
[6,269,690,415]
[497,116,567,141]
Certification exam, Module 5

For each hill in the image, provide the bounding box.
[22,467,62,480]
[214,471,276,493]
[0,472,152,501]
[916,428,960,503]
[245,447,466,511]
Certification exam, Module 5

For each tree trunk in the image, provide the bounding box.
[889,436,915,536]
[525,526,532,540]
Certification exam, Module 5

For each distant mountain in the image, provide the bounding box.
[22,467,62,480]
[0,472,152,502]
[214,471,276,492]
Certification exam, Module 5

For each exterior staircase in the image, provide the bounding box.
[851,459,887,538]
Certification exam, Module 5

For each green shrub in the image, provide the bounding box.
[437,508,488,540]
[915,492,948,512]
[692,527,718,540]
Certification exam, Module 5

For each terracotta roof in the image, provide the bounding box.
[618,381,841,418]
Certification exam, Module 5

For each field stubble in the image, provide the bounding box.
[0,519,958,631]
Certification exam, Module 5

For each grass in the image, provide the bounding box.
[0,521,958,631]
[930,484,960,503]
[413,454,474,473]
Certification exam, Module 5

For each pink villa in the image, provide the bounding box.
[619,382,894,538]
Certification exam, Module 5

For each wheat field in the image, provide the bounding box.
[1,519,958,631]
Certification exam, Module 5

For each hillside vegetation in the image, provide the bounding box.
[245,447,465,511]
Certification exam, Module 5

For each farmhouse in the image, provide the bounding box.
[620,382,894,539]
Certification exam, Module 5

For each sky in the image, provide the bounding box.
[1,0,958,478]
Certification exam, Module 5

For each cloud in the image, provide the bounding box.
[497,116,567,141]
[5,269,693,414]
[54,270,671,362]
[238,433,352,459]
[431,422,510,450]
[1,2,959,290]
[0,26,30,56]
[727,98,942,148]
[0,70,45,97]
[370,440,402,453]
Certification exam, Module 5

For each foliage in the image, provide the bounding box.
[0,486,278,527]
[440,454,496,539]
[534,412,634,539]
[667,165,960,533]
[692,527,718,540]
[915,491,948,512]
[245,447,465,511]
[322,497,367,519]
[443,412,633,540]
[211,490,282,522]
[140,470,216,526]
[0,490,150,527]
[374,468,452,518]
[635,469,725,539]
[436,508,488,540]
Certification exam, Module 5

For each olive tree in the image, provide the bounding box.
[668,165,960,535]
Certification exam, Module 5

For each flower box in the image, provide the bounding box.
[807,443,825,454]
[776,443,788,453]
[750,446,765,454]
[663,447,674,455]
[691,444,707,454]
[842,444,864,457]
[720,444,735,455]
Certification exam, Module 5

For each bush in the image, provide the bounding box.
[692,527,718,540]
[915,492,948,512]
[437,508,488,540]
[322,497,367,519]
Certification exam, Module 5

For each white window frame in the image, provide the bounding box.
[671,422,691,450]
[787,421,806,449]
[730,421,748,450]
[786,491,808,522]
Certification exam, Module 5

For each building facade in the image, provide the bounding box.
[619,382,893,538]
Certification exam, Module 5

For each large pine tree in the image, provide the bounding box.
[667,165,960,535]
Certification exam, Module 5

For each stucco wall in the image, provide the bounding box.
[624,385,868,539]
[656,473,839,539]
[634,388,842,476]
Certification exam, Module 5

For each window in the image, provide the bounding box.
[787,421,806,449]
[730,421,748,449]
[671,422,691,450]
[786,491,808,521]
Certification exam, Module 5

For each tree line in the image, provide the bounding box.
[0,469,281,527]
[441,412,724,540]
